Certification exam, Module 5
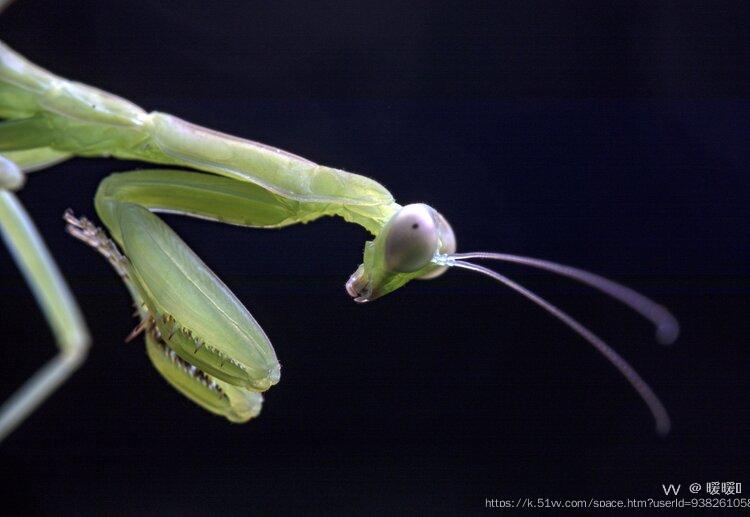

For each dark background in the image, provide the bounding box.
[0,1,748,514]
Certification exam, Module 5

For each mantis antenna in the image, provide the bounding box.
[447,251,679,344]
[435,253,674,435]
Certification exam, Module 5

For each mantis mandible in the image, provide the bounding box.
[0,18,680,440]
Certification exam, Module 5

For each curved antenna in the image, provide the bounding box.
[450,259,671,435]
[448,252,679,345]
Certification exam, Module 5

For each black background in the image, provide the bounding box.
[0,1,748,514]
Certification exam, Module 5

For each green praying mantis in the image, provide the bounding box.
[0,13,680,442]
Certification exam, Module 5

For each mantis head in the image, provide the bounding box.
[346,203,456,303]
[347,202,680,435]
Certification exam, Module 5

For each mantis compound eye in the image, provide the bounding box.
[384,204,441,272]
[417,209,456,279]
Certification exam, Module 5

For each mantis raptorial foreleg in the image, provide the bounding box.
[64,168,293,421]
[0,156,89,441]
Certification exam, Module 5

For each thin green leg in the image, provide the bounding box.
[0,157,90,441]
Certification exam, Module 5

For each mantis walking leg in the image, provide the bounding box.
[0,156,89,441]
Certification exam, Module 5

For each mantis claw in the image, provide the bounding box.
[145,328,263,423]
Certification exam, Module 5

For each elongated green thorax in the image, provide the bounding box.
[1,40,400,234]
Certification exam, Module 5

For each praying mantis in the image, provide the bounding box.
[0,9,680,442]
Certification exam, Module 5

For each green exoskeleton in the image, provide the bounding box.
[0,34,680,441]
